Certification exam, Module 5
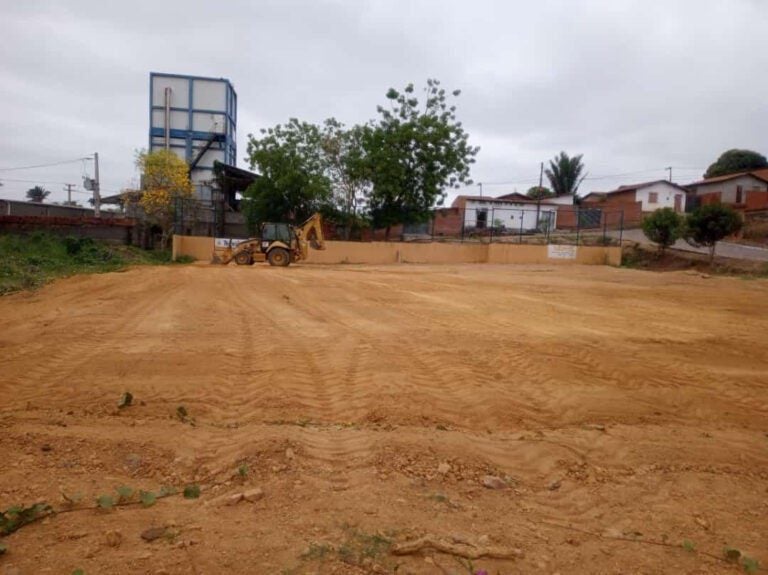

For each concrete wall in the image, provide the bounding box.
[172,235,215,261]
[305,241,488,264]
[172,235,621,266]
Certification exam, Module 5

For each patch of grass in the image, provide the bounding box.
[96,494,114,510]
[621,243,768,278]
[743,556,760,574]
[139,490,157,508]
[116,485,133,502]
[298,528,393,568]
[0,233,193,295]
[300,542,333,560]
[337,526,392,565]
[237,463,249,479]
[0,503,53,534]
[183,484,201,499]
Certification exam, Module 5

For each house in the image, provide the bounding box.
[685,170,768,210]
[451,195,559,233]
[582,180,688,214]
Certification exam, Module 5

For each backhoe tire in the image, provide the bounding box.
[268,247,290,267]
[234,251,253,266]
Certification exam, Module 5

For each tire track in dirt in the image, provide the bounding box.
[0,271,183,412]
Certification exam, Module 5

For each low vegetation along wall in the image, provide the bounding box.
[172,235,621,266]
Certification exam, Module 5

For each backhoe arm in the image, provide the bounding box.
[295,213,326,260]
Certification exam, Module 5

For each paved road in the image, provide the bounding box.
[611,229,768,262]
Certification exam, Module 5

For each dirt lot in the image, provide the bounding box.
[1,263,767,574]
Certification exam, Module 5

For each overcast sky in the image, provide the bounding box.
[2,0,767,205]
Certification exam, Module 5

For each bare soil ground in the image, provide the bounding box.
[1,263,767,575]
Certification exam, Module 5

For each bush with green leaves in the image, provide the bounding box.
[684,204,743,263]
[642,208,684,254]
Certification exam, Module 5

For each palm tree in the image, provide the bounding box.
[545,152,586,200]
[26,186,51,203]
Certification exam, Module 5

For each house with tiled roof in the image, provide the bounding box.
[582,180,688,213]
[685,170,768,209]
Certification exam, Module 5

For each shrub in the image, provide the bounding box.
[684,204,743,263]
[642,208,683,254]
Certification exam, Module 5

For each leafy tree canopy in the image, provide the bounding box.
[357,79,479,236]
[684,204,742,262]
[526,186,554,200]
[135,149,194,247]
[26,186,51,203]
[704,149,768,178]
[642,207,683,254]
[545,152,586,199]
[243,119,332,233]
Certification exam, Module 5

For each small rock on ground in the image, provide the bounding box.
[104,529,122,547]
[141,527,167,542]
[243,488,264,502]
[482,475,508,490]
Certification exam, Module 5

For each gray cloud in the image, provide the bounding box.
[1,0,767,203]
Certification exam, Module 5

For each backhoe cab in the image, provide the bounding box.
[217,213,325,267]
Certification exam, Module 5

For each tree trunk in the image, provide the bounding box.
[385,225,391,241]
[709,243,716,264]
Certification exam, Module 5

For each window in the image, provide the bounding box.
[648,192,658,203]
[476,209,488,229]
[736,185,743,204]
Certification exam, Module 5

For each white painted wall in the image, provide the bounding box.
[192,79,227,111]
[691,175,767,204]
[634,182,686,212]
[464,200,557,231]
[151,76,189,108]
[542,195,575,205]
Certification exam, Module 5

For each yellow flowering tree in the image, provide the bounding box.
[136,150,194,248]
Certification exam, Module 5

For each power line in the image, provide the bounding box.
[0,157,91,172]
[462,166,708,188]
[0,177,81,186]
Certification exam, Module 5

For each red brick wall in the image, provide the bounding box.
[432,208,463,237]
[556,200,642,230]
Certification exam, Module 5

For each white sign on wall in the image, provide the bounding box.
[214,238,246,249]
[547,244,578,259]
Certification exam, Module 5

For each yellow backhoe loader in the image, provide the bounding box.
[214,213,326,266]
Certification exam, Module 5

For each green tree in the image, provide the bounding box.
[320,119,369,239]
[26,186,51,203]
[684,204,742,263]
[357,79,479,239]
[704,149,768,178]
[545,152,586,200]
[642,208,683,255]
[244,119,332,234]
[526,186,554,200]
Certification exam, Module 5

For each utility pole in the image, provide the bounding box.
[63,183,74,205]
[666,166,672,182]
[536,161,544,232]
[93,152,101,217]
[477,182,483,198]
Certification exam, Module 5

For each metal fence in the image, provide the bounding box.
[356,205,629,246]
[169,199,631,247]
